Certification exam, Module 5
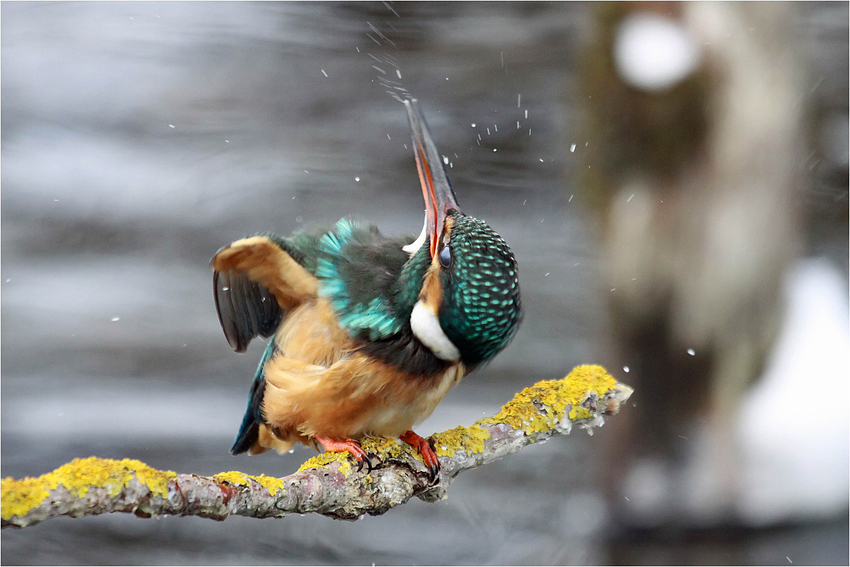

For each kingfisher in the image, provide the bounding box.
[212,99,522,478]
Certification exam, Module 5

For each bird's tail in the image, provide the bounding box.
[230,340,275,455]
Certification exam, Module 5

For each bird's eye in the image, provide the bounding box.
[438,245,452,268]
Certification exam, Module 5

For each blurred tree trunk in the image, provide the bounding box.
[578,2,805,527]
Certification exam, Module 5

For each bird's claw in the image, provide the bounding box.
[314,435,372,472]
[357,453,375,474]
[315,433,438,481]
[400,429,441,483]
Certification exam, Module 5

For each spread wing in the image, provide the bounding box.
[212,234,319,352]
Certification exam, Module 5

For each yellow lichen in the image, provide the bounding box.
[1,457,176,521]
[360,436,406,459]
[254,474,284,496]
[1,476,50,522]
[213,471,284,496]
[213,471,252,487]
[129,461,175,498]
[298,451,354,477]
[360,435,430,466]
[432,424,491,457]
[479,365,616,435]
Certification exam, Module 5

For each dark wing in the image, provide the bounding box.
[213,270,281,352]
[212,235,319,352]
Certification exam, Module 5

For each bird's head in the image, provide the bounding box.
[401,99,522,369]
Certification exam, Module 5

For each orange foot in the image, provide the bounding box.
[400,429,440,481]
[314,435,370,471]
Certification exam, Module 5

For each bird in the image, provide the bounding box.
[211,99,522,479]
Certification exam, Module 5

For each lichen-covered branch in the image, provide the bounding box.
[2,365,632,529]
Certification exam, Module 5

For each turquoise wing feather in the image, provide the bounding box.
[315,218,413,341]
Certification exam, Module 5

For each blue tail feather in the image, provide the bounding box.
[230,339,276,455]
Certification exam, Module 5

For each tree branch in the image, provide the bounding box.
[2,365,632,528]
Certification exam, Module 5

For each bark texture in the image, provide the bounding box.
[2,365,631,528]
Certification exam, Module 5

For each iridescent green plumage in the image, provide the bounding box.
[438,211,522,366]
[214,99,522,468]
[308,211,523,368]
[316,218,422,341]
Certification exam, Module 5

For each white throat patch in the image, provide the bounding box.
[410,299,461,362]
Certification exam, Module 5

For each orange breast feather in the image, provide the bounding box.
[260,298,466,450]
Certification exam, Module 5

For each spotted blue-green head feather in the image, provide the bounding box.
[437,210,522,366]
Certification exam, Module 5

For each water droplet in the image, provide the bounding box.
[355,176,361,182]
[570,144,576,153]
[321,69,328,77]
[111,317,120,322]
[687,348,696,356]
[623,366,630,373]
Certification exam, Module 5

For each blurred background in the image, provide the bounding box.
[2,2,847,564]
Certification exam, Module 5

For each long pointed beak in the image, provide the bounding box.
[405,99,461,258]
